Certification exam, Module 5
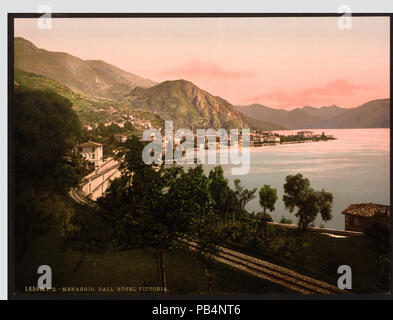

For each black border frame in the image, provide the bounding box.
[7,12,393,301]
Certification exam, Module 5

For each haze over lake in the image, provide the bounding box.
[195,128,389,230]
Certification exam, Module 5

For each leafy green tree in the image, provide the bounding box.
[177,166,220,292]
[282,173,333,231]
[65,152,95,179]
[206,167,256,222]
[259,184,278,215]
[15,89,81,193]
[258,212,273,222]
[14,88,82,261]
[279,216,293,224]
[98,137,197,291]
[207,166,231,217]
[63,205,112,274]
[194,221,221,292]
[233,179,257,216]
[193,169,257,291]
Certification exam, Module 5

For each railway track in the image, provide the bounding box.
[89,168,120,195]
[82,163,120,184]
[69,186,95,207]
[185,240,348,295]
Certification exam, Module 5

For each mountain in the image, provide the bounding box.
[301,105,347,120]
[84,60,156,89]
[310,99,390,129]
[245,116,288,131]
[236,100,390,129]
[122,79,251,130]
[235,104,329,129]
[14,37,156,100]
[14,69,164,128]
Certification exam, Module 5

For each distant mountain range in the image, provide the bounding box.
[14,37,389,130]
[236,99,390,129]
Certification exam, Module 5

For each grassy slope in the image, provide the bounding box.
[224,225,386,293]
[16,217,385,295]
[14,69,164,128]
[15,230,293,296]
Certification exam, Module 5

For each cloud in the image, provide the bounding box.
[248,79,373,108]
[159,60,254,79]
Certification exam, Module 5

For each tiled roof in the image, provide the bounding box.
[78,141,102,148]
[342,203,390,217]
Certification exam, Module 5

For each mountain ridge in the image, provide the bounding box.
[236,99,390,129]
[122,79,251,129]
[14,37,157,100]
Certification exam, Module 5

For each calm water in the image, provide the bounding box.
[188,128,390,230]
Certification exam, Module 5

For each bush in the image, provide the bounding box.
[279,216,293,224]
[258,212,273,222]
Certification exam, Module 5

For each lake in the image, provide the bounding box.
[192,128,390,230]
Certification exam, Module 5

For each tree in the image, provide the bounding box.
[65,152,95,179]
[207,166,231,220]
[206,167,257,222]
[15,89,82,193]
[233,179,257,216]
[282,173,333,231]
[258,212,273,222]
[97,137,197,291]
[259,185,278,215]
[14,88,82,261]
[63,205,112,275]
[178,166,219,292]
[194,221,221,292]
[279,216,293,224]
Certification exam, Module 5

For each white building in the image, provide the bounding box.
[77,141,103,168]
[267,135,281,143]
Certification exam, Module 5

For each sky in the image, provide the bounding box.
[14,17,389,110]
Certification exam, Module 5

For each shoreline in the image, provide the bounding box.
[256,138,336,147]
[168,139,336,160]
[179,139,333,153]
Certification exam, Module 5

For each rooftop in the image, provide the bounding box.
[342,203,390,217]
[78,141,103,148]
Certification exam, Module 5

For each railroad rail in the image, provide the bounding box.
[184,240,348,294]
[69,185,95,207]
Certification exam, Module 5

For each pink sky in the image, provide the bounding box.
[14,17,389,110]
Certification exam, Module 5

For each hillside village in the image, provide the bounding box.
[76,125,339,171]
